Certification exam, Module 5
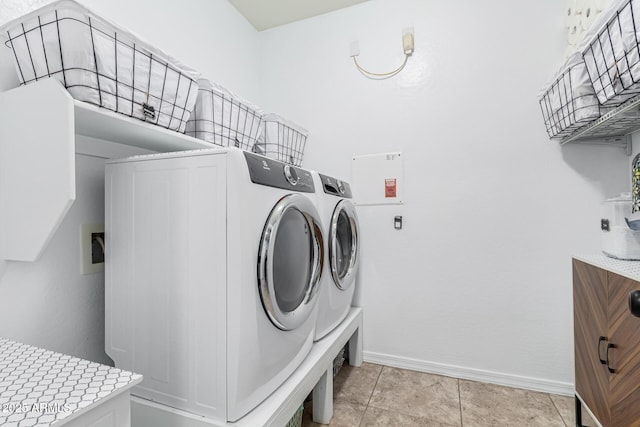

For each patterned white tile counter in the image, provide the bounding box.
[574,254,640,281]
[0,338,142,426]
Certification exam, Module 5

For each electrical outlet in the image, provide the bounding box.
[81,224,105,275]
[402,27,414,55]
[350,40,360,57]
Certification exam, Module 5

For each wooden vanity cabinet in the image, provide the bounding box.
[573,258,640,427]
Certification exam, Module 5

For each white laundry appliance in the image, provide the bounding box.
[312,172,360,341]
[105,148,324,422]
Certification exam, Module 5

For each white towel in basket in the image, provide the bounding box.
[254,113,309,166]
[539,52,605,137]
[185,79,264,149]
[581,0,640,105]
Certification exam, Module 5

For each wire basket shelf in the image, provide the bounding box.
[540,63,605,139]
[583,0,640,107]
[185,80,263,150]
[2,0,199,133]
[256,113,309,167]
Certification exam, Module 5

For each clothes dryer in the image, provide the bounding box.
[312,172,360,341]
[105,148,323,422]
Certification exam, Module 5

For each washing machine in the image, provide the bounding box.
[312,172,360,341]
[105,147,323,422]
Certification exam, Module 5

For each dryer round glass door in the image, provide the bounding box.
[330,199,359,290]
[258,194,323,330]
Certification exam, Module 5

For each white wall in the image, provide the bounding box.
[258,0,630,393]
[81,0,261,101]
[0,152,111,364]
[0,0,632,393]
[0,0,259,362]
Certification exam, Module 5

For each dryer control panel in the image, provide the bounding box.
[244,152,315,193]
[319,173,353,198]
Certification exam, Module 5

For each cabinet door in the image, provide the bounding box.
[608,272,640,427]
[573,259,610,425]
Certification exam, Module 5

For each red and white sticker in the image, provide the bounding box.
[385,178,397,198]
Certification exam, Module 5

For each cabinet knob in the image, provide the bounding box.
[629,290,640,318]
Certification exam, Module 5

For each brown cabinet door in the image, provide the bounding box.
[573,259,610,425]
[608,272,640,427]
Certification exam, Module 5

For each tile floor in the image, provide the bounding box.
[302,363,596,427]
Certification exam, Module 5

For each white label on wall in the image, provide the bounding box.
[352,152,404,205]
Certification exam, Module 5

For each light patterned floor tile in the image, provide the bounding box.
[549,395,599,427]
[334,362,383,407]
[368,367,461,426]
[460,380,565,427]
[550,394,575,427]
[302,400,366,427]
[360,406,459,427]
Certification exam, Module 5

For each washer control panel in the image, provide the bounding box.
[319,173,352,198]
[244,151,314,193]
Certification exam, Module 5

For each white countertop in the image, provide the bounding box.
[574,254,640,281]
[0,338,142,426]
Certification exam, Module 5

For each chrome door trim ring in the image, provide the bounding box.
[330,199,359,290]
[258,193,323,331]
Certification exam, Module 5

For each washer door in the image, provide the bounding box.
[330,199,359,290]
[258,194,324,330]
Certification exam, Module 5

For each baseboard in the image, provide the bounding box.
[363,351,574,396]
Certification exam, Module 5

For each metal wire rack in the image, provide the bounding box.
[539,63,605,139]
[582,0,640,107]
[556,0,640,152]
[184,81,263,151]
[256,114,309,167]
[2,1,199,132]
[559,93,640,153]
